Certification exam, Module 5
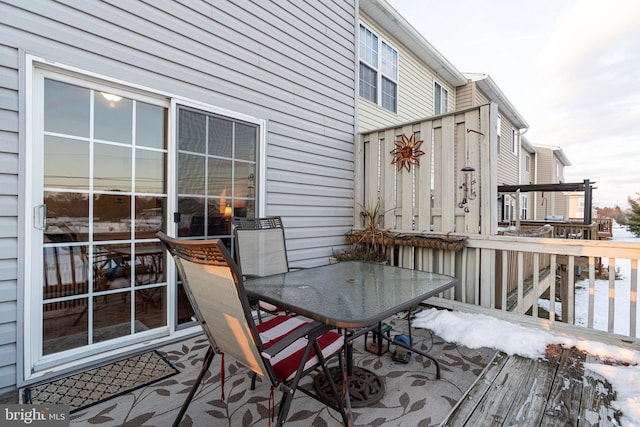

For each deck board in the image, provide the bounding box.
[442,346,622,426]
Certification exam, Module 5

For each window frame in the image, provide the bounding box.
[24,54,267,379]
[496,115,502,155]
[358,23,399,114]
[434,81,448,115]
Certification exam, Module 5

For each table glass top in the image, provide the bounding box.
[244,261,457,328]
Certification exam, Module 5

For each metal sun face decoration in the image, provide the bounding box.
[390,133,425,172]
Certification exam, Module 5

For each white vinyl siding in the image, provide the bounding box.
[357,14,455,132]
[0,43,19,395]
[496,114,520,187]
[4,0,357,390]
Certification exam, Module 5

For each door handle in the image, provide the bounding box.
[34,204,46,230]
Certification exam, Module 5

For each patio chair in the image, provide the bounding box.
[232,216,300,319]
[156,232,350,427]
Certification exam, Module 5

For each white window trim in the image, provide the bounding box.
[358,22,399,114]
[434,80,449,115]
[22,54,267,382]
[496,114,502,155]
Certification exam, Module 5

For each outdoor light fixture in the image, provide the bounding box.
[100,92,122,103]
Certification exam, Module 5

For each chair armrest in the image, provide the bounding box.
[261,321,332,359]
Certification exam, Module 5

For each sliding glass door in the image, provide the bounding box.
[33,73,169,366]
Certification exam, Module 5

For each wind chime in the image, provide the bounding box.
[458,129,480,213]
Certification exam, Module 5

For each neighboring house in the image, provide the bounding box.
[0,1,358,392]
[520,137,536,219]
[357,0,467,133]
[531,145,572,220]
[568,192,586,220]
[456,73,529,222]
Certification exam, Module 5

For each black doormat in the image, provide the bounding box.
[23,351,179,413]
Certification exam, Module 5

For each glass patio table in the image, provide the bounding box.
[244,261,458,407]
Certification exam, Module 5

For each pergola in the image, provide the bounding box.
[498,179,595,225]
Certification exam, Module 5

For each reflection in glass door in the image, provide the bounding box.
[39,77,168,358]
[175,106,258,325]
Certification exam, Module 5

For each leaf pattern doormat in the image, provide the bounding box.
[23,351,179,413]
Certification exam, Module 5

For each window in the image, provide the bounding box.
[503,196,512,221]
[525,154,530,172]
[521,194,528,219]
[176,106,258,239]
[434,81,448,114]
[359,24,398,113]
[512,129,518,155]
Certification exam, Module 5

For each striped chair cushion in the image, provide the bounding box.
[257,316,344,382]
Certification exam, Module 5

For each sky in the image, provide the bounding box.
[386,0,640,209]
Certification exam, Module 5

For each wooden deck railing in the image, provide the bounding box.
[596,217,614,239]
[356,106,639,349]
[372,231,640,348]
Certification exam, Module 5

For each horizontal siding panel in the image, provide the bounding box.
[268,144,353,172]
[2,32,353,136]
[220,0,354,76]
[0,259,16,281]
[268,169,353,190]
[0,109,17,133]
[0,218,17,238]
[283,215,354,229]
[287,225,353,241]
[0,44,18,68]
[269,124,354,155]
[0,323,16,347]
[475,87,489,104]
[171,0,355,78]
[0,301,16,324]
[0,238,17,260]
[118,1,356,106]
[268,204,352,219]
[2,6,355,132]
[0,362,16,392]
[0,88,17,111]
[268,157,353,181]
[268,192,354,208]
[456,85,473,109]
[0,152,17,174]
[358,99,399,132]
[0,344,16,373]
[269,181,353,199]
[0,66,18,92]
[0,131,17,154]
[288,235,350,253]
[0,174,17,196]
[0,280,16,303]
[0,196,16,216]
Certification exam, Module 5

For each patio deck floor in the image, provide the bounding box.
[55,312,618,426]
[64,314,494,426]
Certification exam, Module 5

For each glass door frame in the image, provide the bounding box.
[23,55,267,382]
